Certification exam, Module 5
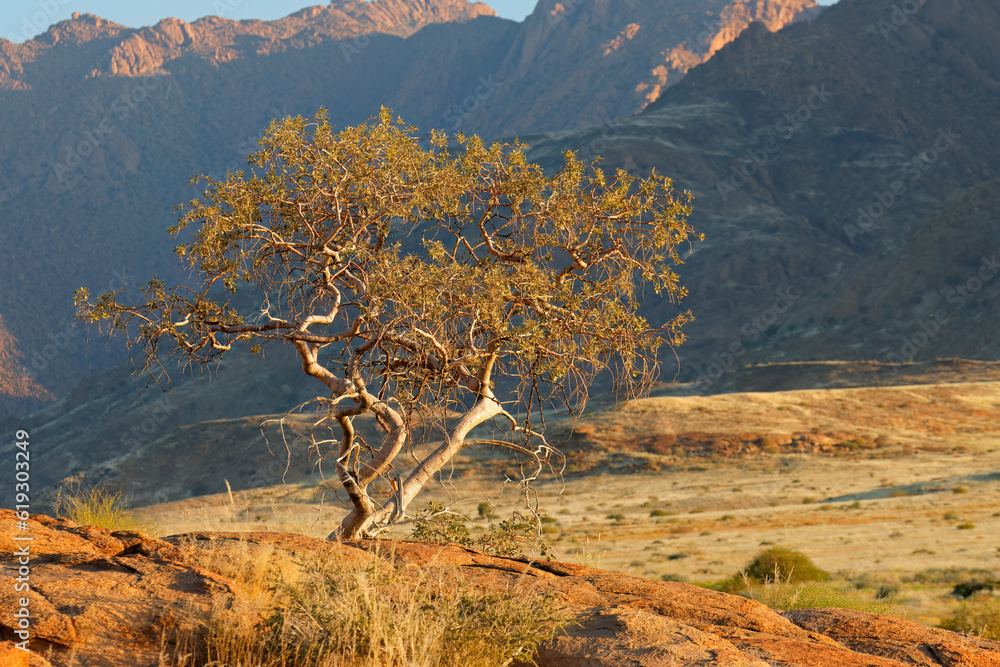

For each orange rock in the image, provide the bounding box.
[3,509,1000,667]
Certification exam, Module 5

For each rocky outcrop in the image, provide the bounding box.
[96,0,495,78]
[462,0,821,136]
[0,316,52,421]
[3,509,999,667]
[0,510,229,667]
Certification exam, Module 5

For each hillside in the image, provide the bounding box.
[0,0,820,417]
[524,0,1000,383]
[5,357,998,511]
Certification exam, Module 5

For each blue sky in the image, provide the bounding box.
[2,0,839,43]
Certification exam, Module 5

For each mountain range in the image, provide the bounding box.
[1,0,999,508]
[523,0,1000,385]
[0,0,822,418]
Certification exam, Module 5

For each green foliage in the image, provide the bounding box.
[716,546,829,594]
[75,107,700,538]
[939,596,1000,640]
[410,502,554,560]
[76,107,698,400]
[712,553,900,614]
[410,503,475,545]
[743,547,829,584]
[744,578,902,615]
[54,485,160,536]
[953,580,999,599]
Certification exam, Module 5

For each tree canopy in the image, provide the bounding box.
[76,108,700,538]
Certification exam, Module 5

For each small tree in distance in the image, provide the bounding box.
[75,108,700,539]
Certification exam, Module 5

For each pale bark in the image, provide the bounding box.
[350,392,503,537]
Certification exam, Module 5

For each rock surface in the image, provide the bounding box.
[460,0,820,137]
[2,509,999,666]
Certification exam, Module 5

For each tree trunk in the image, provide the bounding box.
[352,394,504,536]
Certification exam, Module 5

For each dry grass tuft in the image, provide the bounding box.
[743,573,903,616]
[163,538,569,666]
[55,485,161,535]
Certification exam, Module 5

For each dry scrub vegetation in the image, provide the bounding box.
[161,537,568,666]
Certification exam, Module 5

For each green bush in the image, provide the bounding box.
[743,547,829,584]
[716,550,900,614]
[55,486,160,535]
[410,502,553,560]
[939,597,1000,640]
[715,547,829,594]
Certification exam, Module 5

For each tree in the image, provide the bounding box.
[75,108,700,539]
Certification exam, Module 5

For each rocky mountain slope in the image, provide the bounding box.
[523,0,1000,384]
[3,509,999,666]
[444,0,820,136]
[0,0,820,418]
[3,0,999,509]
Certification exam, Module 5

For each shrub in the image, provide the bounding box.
[175,542,569,667]
[410,502,554,560]
[724,553,899,614]
[743,547,829,585]
[54,485,160,535]
[267,557,565,666]
[940,597,1000,640]
[953,580,999,598]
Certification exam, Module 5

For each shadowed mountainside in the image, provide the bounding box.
[0,0,820,417]
[523,0,1000,385]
